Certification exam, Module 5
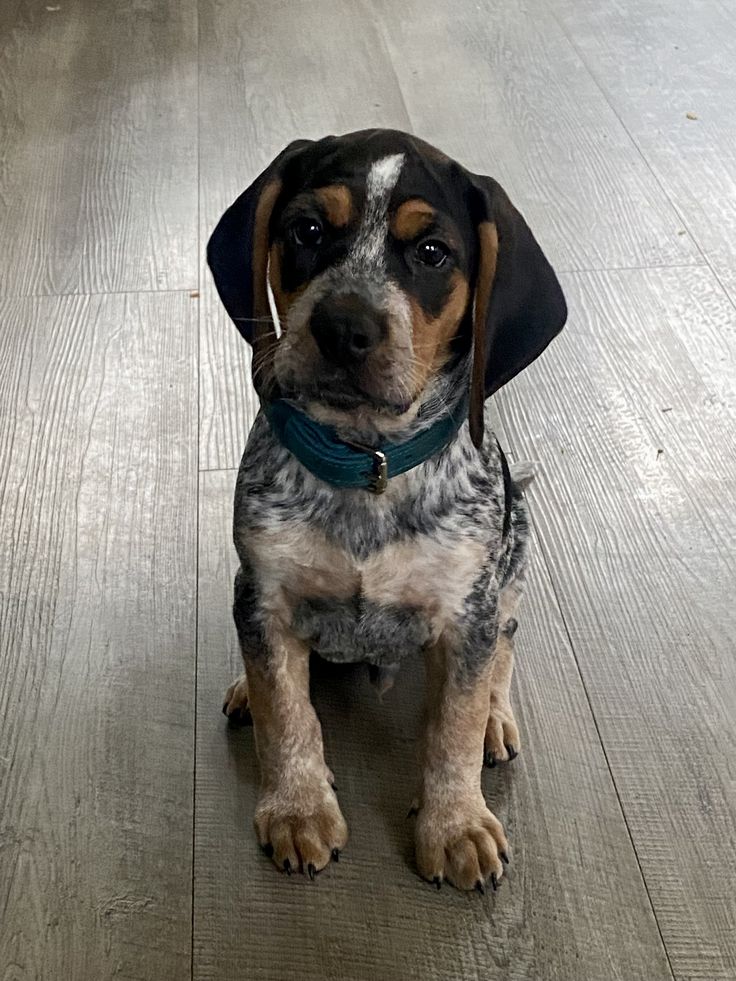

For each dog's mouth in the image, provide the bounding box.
[278,370,414,417]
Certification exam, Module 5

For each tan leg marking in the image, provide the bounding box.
[484,633,520,764]
[247,626,347,876]
[414,638,509,892]
[485,581,523,765]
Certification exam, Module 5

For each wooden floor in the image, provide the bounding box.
[1,0,734,977]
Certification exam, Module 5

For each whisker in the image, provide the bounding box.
[404,358,453,415]
[250,338,284,385]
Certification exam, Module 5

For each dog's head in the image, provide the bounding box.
[208,129,566,445]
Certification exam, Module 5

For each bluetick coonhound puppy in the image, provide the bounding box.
[208,129,566,892]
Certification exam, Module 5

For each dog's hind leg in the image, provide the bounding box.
[222,672,251,724]
[484,476,530,766]
[483,578,522,766]
[222,565,256,724]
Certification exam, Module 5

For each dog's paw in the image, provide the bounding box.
[255,778,348,877]
[415,793,509,892]
[222,673,251,724]
[484,693,520,766]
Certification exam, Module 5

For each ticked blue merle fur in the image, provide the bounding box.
[232,355,530,685]
[209,129,565,892]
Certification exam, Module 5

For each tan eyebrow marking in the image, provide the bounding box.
[314,184,354,228]
[391,198,436,241]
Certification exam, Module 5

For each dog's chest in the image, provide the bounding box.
[251,520,486,666]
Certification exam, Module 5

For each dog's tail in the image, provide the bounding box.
[510,460,537,492]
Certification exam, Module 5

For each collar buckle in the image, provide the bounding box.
[346,441,389,494]
[369,450,389,494]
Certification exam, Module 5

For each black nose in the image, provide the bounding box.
[310,294,387,367]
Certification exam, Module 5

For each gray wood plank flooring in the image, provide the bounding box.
[546,0,736,301]
[0,292,197,979]
[194,469,671,981]
[496,265,736,981]
[372,0,701,276]
[1,0,734,977]
[0,0,198,296]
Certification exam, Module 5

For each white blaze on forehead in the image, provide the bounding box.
[345,153,405,272]
[367,153,405,197]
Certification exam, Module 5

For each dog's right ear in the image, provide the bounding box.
[206,140,312,347]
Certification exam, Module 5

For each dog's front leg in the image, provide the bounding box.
[239,613,348,877]
[415,635,509,892]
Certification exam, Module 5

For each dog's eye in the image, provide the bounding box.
[291,218,323,248]
[416,240,449,268]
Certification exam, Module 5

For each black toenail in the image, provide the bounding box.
[475,880,485,894]
[491,873,498,891]
[407,806,419,818]
[505,743,518,761]
[283,858,292,875]
[331,848,340,863]
[307,863,316,880]
[433,876,442,890]
[484,751,496,768]
[262,843,274,858]
[500,851,509,865]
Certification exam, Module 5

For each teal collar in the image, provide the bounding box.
[263,396,468,493]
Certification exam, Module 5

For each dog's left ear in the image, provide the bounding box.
[466,175,567,448]
[206,139,312,391]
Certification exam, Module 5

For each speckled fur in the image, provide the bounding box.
[232,355,530,687]
[210,131,567,889]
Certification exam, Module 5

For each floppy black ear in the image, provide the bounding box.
[206,139,313,345]
[467,176,567,448]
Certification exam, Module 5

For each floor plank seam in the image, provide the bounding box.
[542,0,736,319]
[368,1,415,137]
[556,260,707,276]
[191,2,202,974]
[0,286,201,301]
[530,524,678,981]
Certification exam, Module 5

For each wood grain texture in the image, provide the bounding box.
[198,0,412,470]
[495,265,736,981]
[372,0,701,276]
[0,292,197,979]
[0,0,198,296]
[193,469,671,981]
[546,0,736,301]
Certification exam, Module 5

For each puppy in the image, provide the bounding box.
[208,129,566,891]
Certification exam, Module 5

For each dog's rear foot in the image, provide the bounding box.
[223,672,251,724]
[484,694,520,766]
